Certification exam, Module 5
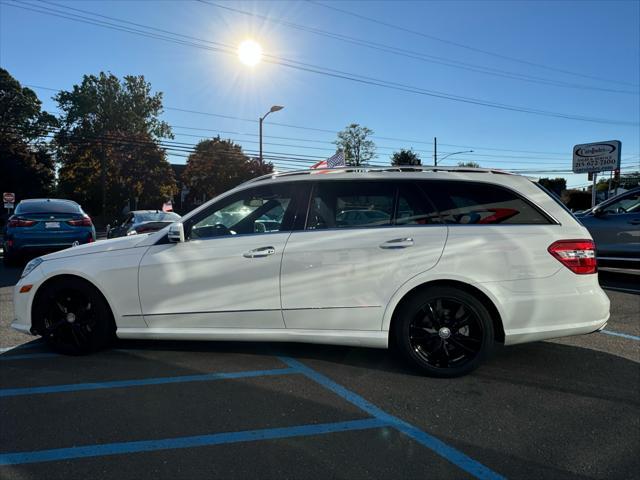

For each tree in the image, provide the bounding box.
[457,161,481,168]
[54,72,176,219]
[183,137,273,204]
[0,68,57,201]
[334,123,376,166]
[538,177,567,195]
[594,171,639,193]
[391,149,421,166]
[561,189,591,211]
[57,132,177,217]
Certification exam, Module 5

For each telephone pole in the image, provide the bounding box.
[433,137,437,166]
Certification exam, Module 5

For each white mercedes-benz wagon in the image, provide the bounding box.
[13,167,610,376]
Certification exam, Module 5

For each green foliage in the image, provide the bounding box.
[334,124,376,166]
[0,68,57,200]
[183,137,273,204]
[538,177,567,195]
[561,189,592,211]
[457,161,481,168]
[54,72,176,218]
[594,171,640,192]
[57,133,177,217]
[391,149,421,166]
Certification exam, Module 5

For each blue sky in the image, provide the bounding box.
[1,0,639,188]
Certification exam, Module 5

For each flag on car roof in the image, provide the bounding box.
[311,151,345,171]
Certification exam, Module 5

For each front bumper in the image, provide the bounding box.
[11,265,47,336]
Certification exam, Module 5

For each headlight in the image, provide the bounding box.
[21,257,43,278]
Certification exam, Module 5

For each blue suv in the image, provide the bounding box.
[3,199,96,266]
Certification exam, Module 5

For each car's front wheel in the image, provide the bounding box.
[33,277,115,355]
[394,286,495,377]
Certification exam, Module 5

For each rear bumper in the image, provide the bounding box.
[7,235,94,254]
[480,268,610,346]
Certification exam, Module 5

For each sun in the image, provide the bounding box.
[238,39,263,67]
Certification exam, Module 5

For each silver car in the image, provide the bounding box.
[577,187,640,264]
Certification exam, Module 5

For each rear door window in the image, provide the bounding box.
[306,181,394,230]
[395,182,443,225]
[419,180,551,225]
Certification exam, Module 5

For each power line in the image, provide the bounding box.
[308,0,640,89]
[7,0,637,127]
[199,0,637,96]
[8,124,639,174]
[20,83,640,162]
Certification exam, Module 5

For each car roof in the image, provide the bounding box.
[243,166,520,185]
[132,210,179,216]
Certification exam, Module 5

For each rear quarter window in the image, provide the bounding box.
[419,180,552,225]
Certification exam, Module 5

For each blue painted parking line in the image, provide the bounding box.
[0,418,387,466]
[0,352,60,361]
[601,329,640,341]
[0,354,503,478]
[279,356,505,480]
[0,367,297,398]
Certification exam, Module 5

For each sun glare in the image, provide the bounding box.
[238,39,263,67]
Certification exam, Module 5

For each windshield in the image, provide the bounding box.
[136,212,181,222]
[15,200,81,215]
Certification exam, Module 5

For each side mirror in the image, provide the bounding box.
[592,207,605,218]
[167,222,185,243]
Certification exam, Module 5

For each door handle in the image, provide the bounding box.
[379,237,414,249]
[629,219,640,225]
[243,246,276,258]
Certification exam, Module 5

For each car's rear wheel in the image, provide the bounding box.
[394,286,494,377]
[33,278,115,355]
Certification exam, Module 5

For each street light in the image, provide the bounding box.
[436,150,474,166]
[259,105,284,164]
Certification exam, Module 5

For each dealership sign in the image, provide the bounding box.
[572,140,621,173]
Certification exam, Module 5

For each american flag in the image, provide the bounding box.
[311,151,345,170]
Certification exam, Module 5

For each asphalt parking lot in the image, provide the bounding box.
[0,258,638,479]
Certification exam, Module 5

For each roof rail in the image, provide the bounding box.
[242,165,514,185]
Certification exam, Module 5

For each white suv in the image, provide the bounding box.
[13,168,610,376]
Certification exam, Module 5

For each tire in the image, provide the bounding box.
[394,286,494,377]
[33,277,115,355]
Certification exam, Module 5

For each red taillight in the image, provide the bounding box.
[8,218,36,227]
[548,240,597,275]
[67,215,93,227]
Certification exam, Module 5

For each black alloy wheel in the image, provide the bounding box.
[34,278,115,355]
[395,286,494,377]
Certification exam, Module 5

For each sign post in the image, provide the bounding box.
[572,140,621,207]
[3,192,15,213]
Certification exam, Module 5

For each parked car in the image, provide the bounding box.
[13,168,609,377]
[3,198,95,266]
[576,187,640,264]
[107,210,182,238]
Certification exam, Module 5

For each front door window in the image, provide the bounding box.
[189,184,296,239]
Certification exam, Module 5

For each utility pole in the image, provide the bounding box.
[101,144,107,223]
[433,137,437,166]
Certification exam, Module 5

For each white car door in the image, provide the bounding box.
[138,182,300,329]
[280,180,448,331]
